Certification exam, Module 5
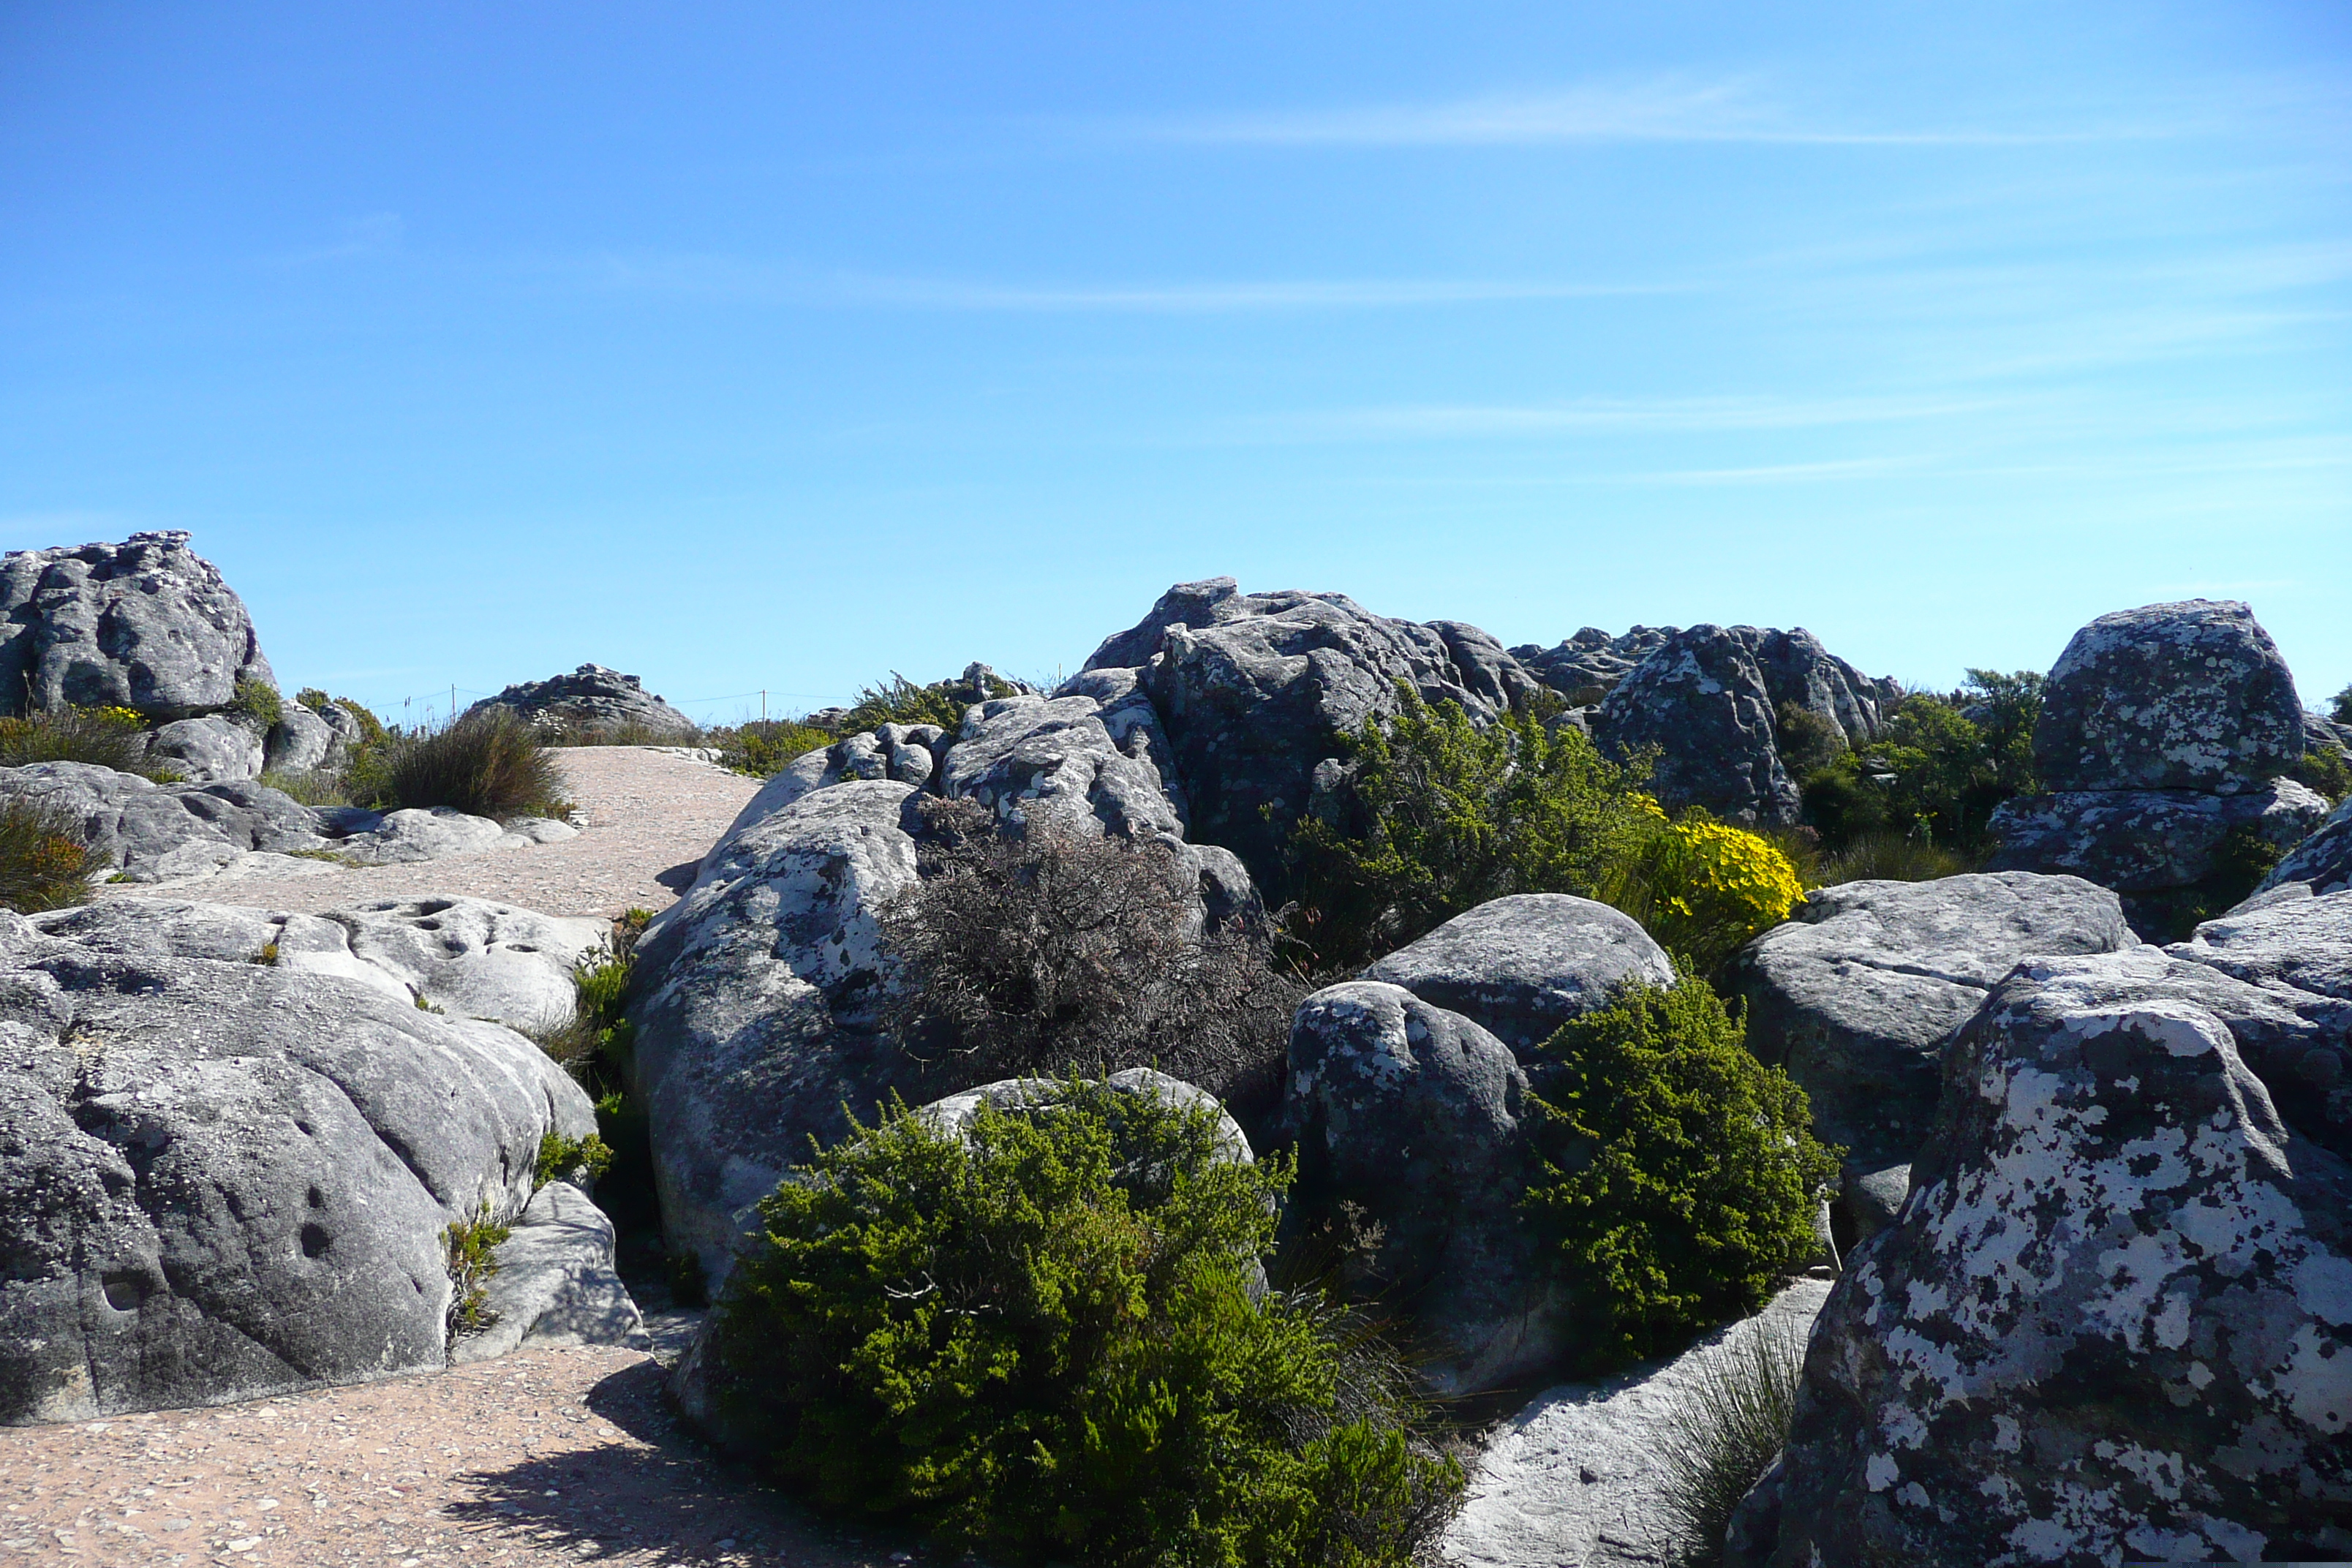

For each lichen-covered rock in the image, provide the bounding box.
[1095,578,1538,893]
[2033,599,2305,794]
[329,807,510,865]
[0,901,595,1424]
[1731,873,2139,1183]
[2249,793,2352,903]
[1760,948,2352,1564]
[1509,625,1678,701]
[1362,893,1674,1055]
[629,780,924,1287]
[448,1180,647,1364]
[920,1066,1252,1166]
[462,663,696,736]
[142,715,266,783]
[2171,886,2352,1006]
[1986,780,2328,933]
[1593,624,1800,826]
[0,532,276,719]
[318,897,609,1027]
[1737,626,1896,747]
[1284,980,1559,1395]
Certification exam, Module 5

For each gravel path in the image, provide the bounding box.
[116,747,762,922]
[0,1347,933,1567]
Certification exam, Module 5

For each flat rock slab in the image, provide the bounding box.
[1445,1278,1832,1568]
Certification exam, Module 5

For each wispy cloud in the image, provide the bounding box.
[1104,76,2156,148]
[584,255,1678,311]
[280,212,404,265]
[1256,395,2008,441]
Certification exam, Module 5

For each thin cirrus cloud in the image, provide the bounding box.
[1098,75,2162,148]
[582,255,1684,311]
[1254,394,2011,442]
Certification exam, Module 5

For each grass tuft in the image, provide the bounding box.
[0,794,98,913]
[444,1205,513,1338]
[350,709,570,821]
[1653,1312,1809,1566]
[0,704,154,776]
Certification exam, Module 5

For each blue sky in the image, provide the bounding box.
[3,3,2346,725]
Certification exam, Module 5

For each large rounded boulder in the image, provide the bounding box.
[1592,625,1800,826]
[1362,892,1673,1055]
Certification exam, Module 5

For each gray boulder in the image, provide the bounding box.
[630,779,924,1287]
[309,698,371,762]
[919,1066,1252,1164]
[1593,625,1800,826]
[317,897,608,1027]
[1285,981,1560,1395]
[462,663,696,737]
[0,532,275,719]
[2171,886,2352,1006]
[1053,664,1191,819]
[1732,873,2140,1185]
[142,715,265,783]
[1738,626,1894,747]
[1757,946,2352,1564]
[448,1181,647,1364]
[2033,599,2305,793]
[0,900,595,1424]
[263,702,334,774]
[1362,893,1674,1055]
[1096,578,1539,892]
[329,807,510,865]
[1509,626,1679,701]
[2249,792,2352,902]
[1986,779,2328,932]
[0,762,331,878]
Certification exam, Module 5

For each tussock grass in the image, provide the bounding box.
[352,710,570,821]
[0,794,97,913]
[0,705,151,775]
[1654,1312,1809,1566]
[1816,831,1970,885]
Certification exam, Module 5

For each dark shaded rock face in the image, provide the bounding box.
[1731,872,2138,1223]
[2034,599,2304,794]
[463,663,696,736]
[0,901,595,1425]
[0,532,275,719]
[1088,579,1539,894]
[1738,626,1896,748]
[1593,624,1800,826]
[1509,625,1678,700]
[1362,892,1673,1055]
[1757,941,2352,1564]
[1284,981,1559,1395]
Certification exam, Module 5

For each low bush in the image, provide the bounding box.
[1284,685,1659,968]
[0,704,152,775]
[2288,741,2351,806]
[1796,671,2042,862]
[525,910,649,1092]
[1653,1313,1809,1567]
[1603,811,1806,974]
[715,718,832,778]
[295,687,331,712]
[444,1205,512,1338]
[881,799,1303,1131]
[350,710,570,821]
[230,677,283,731]
[0,794,97,913]
[1771,702,1846,777]
[534,1128,614,1189]
[1524,976,1839,1372]
[2335,682,2352,728]
[709,1077,1463,1566]
[837,671,975,734]
[1813,829,1970,885]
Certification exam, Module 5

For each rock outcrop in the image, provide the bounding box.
[463,663,696,737]
[1749,932,2352,1564]
[2249,792,2352,903]
[141,715,267,783]
[1362,893,1673,1055]
[0,900,599,1424]
[448,1180,648,1364]
[2033,598,2304,793]
[1992,600,2325,938]
[1593,625,1801,826]
[0,532,275,719]
[1731,872,2140,1241]
[1284,980,1558,1395]
[1086,578,1540,893]
[1509,626,1678,701]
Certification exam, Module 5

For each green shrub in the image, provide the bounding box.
[709,1078,1463,1566]
[1653,1313,1809,1567]
[1814,830,1970,885]
[2288,741,2351,806]
[257,768,353,807]
[1285,685,1659,967]
[333,698,390,749]
[295,687,331,712]
[534,1129,614,1189]
[230,677,282,731]
[1603,810,1806,973]
[0,704,152,775]
[2334,682,2352,728]
[1524,976,1839,1372]
[445,1205,512,1337]
[881,799,1303,1128]
[836,669,1007,735]
[0,794,97,913]
[1797,671,2041,862]
[715,718,833,778]
[1771,702,1846,777]
[350,709,570,821]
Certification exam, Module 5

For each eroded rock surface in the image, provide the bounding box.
[463,663,696,736]
[0,532,275,719]
[0,901,595,1424]
[1362,893,1673,1055]
[449,1180,647,1364]
[1593,625,1800,826]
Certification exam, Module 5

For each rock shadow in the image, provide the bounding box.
[655,859,703,894]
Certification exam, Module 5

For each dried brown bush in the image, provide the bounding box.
[879,797,1304,1133]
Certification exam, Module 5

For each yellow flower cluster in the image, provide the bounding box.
[87,706,146,728]
[1638,818,1804,968]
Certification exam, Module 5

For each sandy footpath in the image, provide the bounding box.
[108,747,763,922]
[0,1347,934,1567]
